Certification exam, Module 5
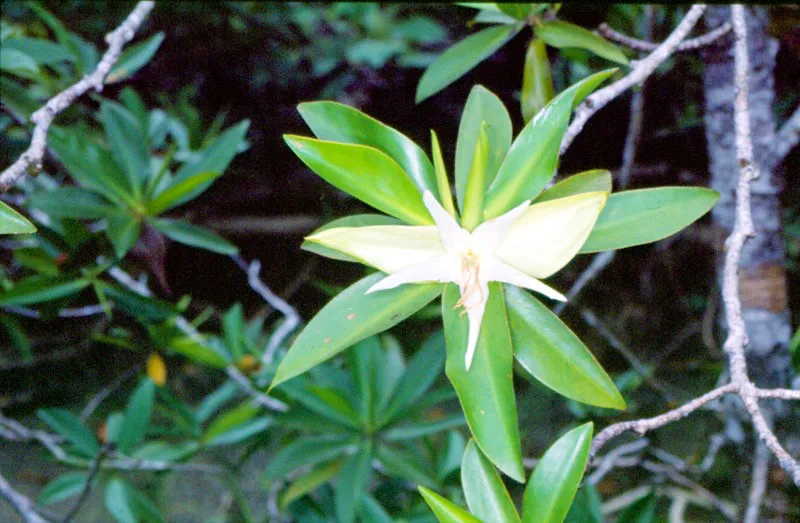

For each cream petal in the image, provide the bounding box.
[423,190,470,252]
[306,225,443,274]
[366,255,459,293]
[470,198,531,252]
[462,276,490,370]
[486,258,566,302]
[494,191,607,278]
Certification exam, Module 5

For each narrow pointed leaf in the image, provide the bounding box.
[285,136,433,225]
[431,130,457,216]
[535,170,612,203]
[443,283,524,482]
[522,423,593,523]
[280,460,343,510]
[484,70,614,219]
[28,187,111,219]
[461,123,489,231]
[0,200,35,234]
[419,487,483,523]
[455,85,512,210]
[0,276,90,306]
[299,101,438,195]
[271,273,442,388]
[104,478,137,523]
[264,436,354,480]
[376,444,438,488]
[101,101,149,196]
[150,218,238,255]
[536,21,628,65]
[417,25,522,103]
[521,39,555,124]
[505,286,624,409]
[38,472,88,505]
[579,187,720,253]
[106,212,141,259]
[302,214,404,263]
[565,485,603,523]
[117,378,156,454]
[148,170,222,214]
[335,441,373,523]
[107,33,165,83]
[359,495,393,523]
[37,408,99,457]
[462,440,521,523]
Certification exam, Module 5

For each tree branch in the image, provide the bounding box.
[0,469,49,523]
[597,22,731,54]
[0,1,156,192]
[770,104,800,168]
[561,4,707,155]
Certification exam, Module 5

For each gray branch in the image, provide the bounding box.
[0,1,156,192]
[598,22,731,54]
[770,104,800,168]
[561,5,707,155]
[0,470,49,523]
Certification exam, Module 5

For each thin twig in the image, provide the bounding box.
[226,366,288,412]
[0,1,156,192]
[561,5,707,155]
[586,438,650,485]
[770,104,800,168]
[60,444,110,522]
[0,469,49,523]
[743,437,770,523]
[0,304,107,319]
[598,22,731,53]
[552,250,615,316]
[80,365,141,421]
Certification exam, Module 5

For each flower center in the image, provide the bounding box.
[454,252,483,316]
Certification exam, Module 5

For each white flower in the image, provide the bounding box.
[306,190,607,370]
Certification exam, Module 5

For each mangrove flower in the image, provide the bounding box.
[306,189,608,370]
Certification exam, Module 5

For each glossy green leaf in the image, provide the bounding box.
[335,441,373,523]
[417,24,522,103]
[484,70,614,219]
[281,460,343,510]
[38,472,87,505]
[443,283,524,482]
[298,101,438,195]
[461,122,489,231]
[104,478,137,523]
[348,336,380,424]
[130,441,199,462]
[462,439,520,523]
[383,414,465,441]
[455,85,512,210]
[376,443,438,488]
[0,200,35,234]
[0,276,90,306]
[117,378,156,454]
[302,214,403,263]
[497,4,531,20]
[148,170,222,214]
[28,187,111,219]
[107,33,165,83]
[522,423,593,523]
[101,101,150,196]
[106,212,141,259]
[285,136,432,225]
[580,187,720,253]
[98,283,176,323]
[203,401,269,446]
[536,170,612,203]
[2,37,74,65]
[419,486,482,523]
[271,273,442,388]
[150,218,238,255]
[431,130,457,216]
[170,120,249,206]
[0,48,39,77]
[280,382,361,428]
[37,408,99,457]
[166,335,229,368]
[505,286,625,409]
[379,330,446,425]
[521,39,555,124]
[536,21,628,65]
[565,485,602,523]
[264,436,354,480]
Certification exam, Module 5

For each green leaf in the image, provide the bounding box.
[335,441,373,523]
[419,487,482,523]
[565,485,603,523]
[107,32,165,83]
[484,70,615,219]
[97,283,176,323]
[285,135,432,225]
[117,378,156,454]
[1,76,39,119]
[455,85,512,211]
[535,170,612,203]
[28,187,111,219]
[431,130,458,216]
[38,472,88,505]
[104,477,137,523]
[203,401,269,446]
[497,4,531,20]
[616,493,657,523]
[0,276,89,306]
[271,273,442,388]
[148,170,222,214]
[2,37,74,65]
[443,283,524,482]
[101,101,150,196]
[302,214,403,263]
[580,187,720,253]
[0,200,35,234]
[348,336,380,424]
[170,120,250,206]
[280,382,361,428]
[281,460,343,510]
[382,415,465,441]
[127,486,164,523]
[505,286,625,409]
[461,122,490,231]
[0,48,40,77]
[379,330,445,425]
[376,443,438,488]
[106,212,141,259]
[521,39,555,124]
[130,441,199,462]
[27,3,83,70]
[264,436,354,480]
[359,494,394,523]
[522,423,593,523]
[165,335,229,368]
[417,24,522,103]
[150,218,238,255]
[536,21,629,65]
[461,439,520,523]
[298,101,438,195]
[37,408,99,457]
